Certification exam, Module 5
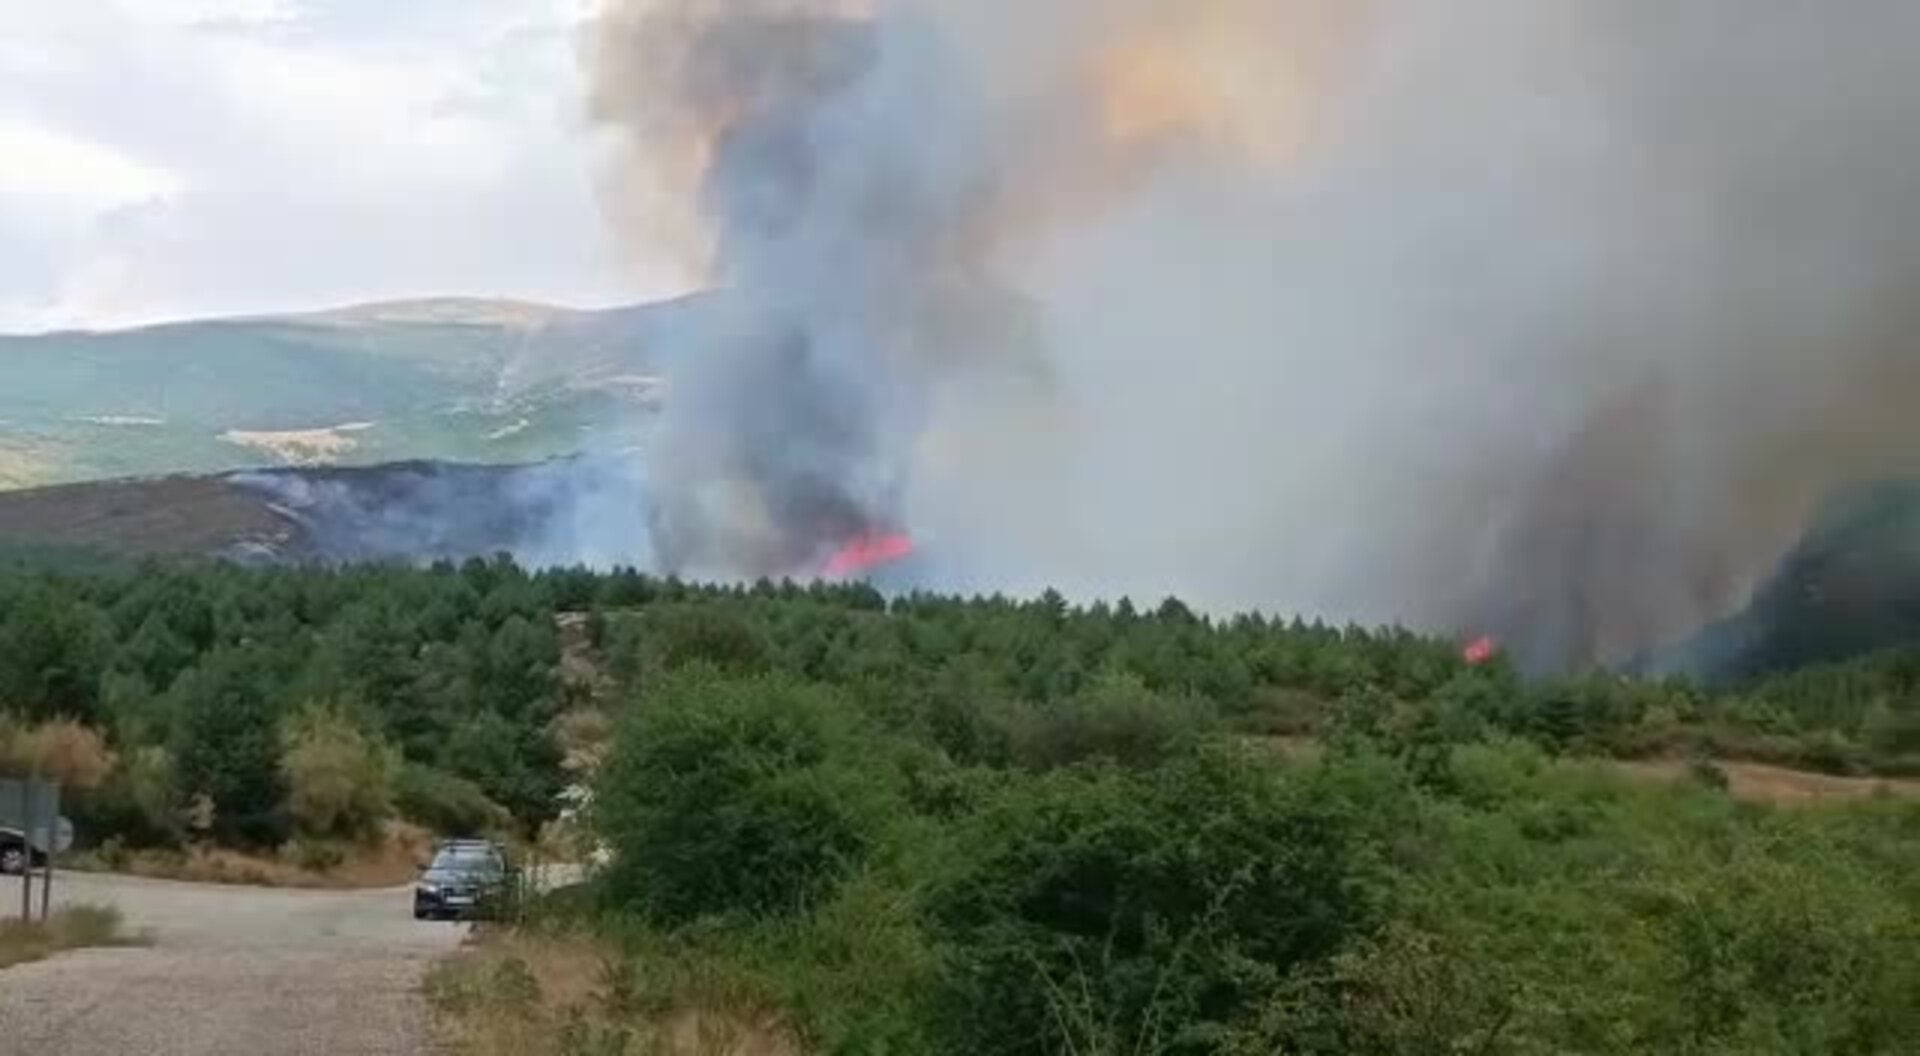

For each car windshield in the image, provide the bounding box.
[430,848,502,875]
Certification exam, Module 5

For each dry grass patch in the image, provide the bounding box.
[0,718,117,788]
[0,904,146,970]
[0,439,54,490]
[429,930,801,1056]
[557,707,614,773]
[68,822,433,889]
[1616,758,1920,805]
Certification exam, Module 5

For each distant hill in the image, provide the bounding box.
[0,295,703,489]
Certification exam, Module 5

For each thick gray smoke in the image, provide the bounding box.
[586,2,1056,580]
[585,0,1920,671]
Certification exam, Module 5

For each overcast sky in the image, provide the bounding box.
[1,0,668,333]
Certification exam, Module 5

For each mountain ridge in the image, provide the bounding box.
[0,294,697,489]
[0,295,627,339]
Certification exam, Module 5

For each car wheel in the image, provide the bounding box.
[0,844,25,875]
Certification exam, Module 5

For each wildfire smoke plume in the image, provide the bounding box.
[584,1,1920,673]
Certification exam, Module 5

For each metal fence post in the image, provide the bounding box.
[39,782,54,922]
[19,774,34,924]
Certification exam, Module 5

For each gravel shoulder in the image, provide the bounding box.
[0,869,466,1055]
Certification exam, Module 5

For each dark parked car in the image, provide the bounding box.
[0,829,41,875]
[412,839,511,920]
[0,816,70,875]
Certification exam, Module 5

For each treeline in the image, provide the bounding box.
[0,551,1917,853]
[592,585,1920,777]
[0,556,571,850]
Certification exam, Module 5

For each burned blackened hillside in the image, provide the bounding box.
[1640,482,1920,682]
[0,458,651,570]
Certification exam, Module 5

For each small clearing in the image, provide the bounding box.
[219,422,377,465]
[0,438,53,489]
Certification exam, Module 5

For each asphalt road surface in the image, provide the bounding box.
[0,870,467,1055]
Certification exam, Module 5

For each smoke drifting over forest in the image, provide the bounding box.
[582,0,1920,672]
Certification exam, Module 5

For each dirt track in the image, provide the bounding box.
[0,870,466,1055]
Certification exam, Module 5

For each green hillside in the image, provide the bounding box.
[0,297,682,488]
[3,556,1914,1054]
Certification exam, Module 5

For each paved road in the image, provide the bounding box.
[0,870,467,1055]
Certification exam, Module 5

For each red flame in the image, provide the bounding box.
[1463,635,1499,666]
[821,532,915,579]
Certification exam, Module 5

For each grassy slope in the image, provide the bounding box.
[0,298,676,488]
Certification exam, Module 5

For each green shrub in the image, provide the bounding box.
[1689,757,1731,792]
[1006,670,1215,771]
[280,702,397,841]
[438,708,567,833]
[627,604,773,680]
[924,746,1397,1056]
[592,670,906,924]
[1790,729,1870,775]
[68,745,183,849]
[169,650,289,847]
[490,955,543,1014]
[1337,741,1920,1055]
[394,763,512,836]
[643,875,941,1054]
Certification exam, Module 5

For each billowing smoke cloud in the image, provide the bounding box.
[584,0,1347,579]
[585,0,1920,671]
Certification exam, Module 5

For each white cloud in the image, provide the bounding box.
[0,0,650,333]
[0,120,181,202]
[134,0,304,29]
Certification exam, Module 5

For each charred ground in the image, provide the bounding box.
[0,459,643,567]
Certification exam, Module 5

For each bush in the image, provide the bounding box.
[394,763,512,836]
[287,837,346,872]
[1690,757,1732,792]
[1006,671,1215,771]
[69,745,183,849]
[924,746,1397,1056]
[0,718,117,788]
[0,903,137,970]
[1365,746,1920,1054]
[646,605,773,678]
[439,709,567,833]
[592,671,905,924]
[280,702,397,841]
[169,651,289,847]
